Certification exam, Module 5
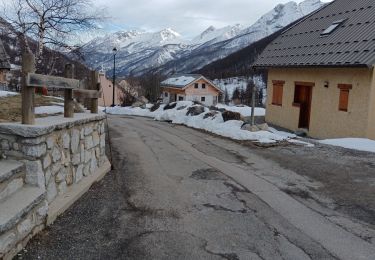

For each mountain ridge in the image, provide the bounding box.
[80,0,325,77]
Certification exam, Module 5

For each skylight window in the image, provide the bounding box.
[321,19,346,36]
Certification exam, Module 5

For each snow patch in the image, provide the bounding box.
[216,104,265,117]
[0,91,18,97]
[35,106,64,115]
[320,138,375,153]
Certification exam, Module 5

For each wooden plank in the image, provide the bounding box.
[295,81,315,87]
[73,89,103,99]
[27,73,80,89]
[90,71,100,114]
[64,64,75,118]
[22,53,36,125]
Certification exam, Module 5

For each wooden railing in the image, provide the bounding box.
[21,52,102,125]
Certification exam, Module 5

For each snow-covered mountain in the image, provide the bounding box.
[81,28,190,75]
[80,0,325,76]
[239,0,323,40]
[154,0,325,76]
[191,24,244,46]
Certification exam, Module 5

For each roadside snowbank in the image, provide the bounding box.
[35,106,64,115]
[320,138,375,153]
[0,91,19,97]
[216,104,266,117]
[106,102,297,144]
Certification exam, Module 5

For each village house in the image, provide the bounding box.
[253,0,375,140]
[98,72,122,107]
[161,74,223,106]
[0,39,11,88]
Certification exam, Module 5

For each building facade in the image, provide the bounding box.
[161,74,222,106]
[253,0,375,140]
[98,72,122,107]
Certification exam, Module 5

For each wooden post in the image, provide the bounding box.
[90,71,99,114]
[251,80,256,126]
[64,64,75,118]
[21,52,36,125]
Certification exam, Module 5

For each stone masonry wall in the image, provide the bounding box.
[0,114,108,259]
[0,200,47,259]
[0,118,107,201]
[0,119,107,201]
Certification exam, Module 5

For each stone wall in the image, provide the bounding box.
[0,114,107,200]
[0,113,110,259]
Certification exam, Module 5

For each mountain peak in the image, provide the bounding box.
[298,0,325,15]
[204,26,216,33]
[160,28,181,36]
[192,24,243,45]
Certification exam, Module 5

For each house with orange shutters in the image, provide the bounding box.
[253,0,375,140]
[161,74,223,106]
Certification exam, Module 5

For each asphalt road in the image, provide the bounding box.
[19,116,375,260]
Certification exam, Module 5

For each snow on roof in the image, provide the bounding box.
[161,74,201,88]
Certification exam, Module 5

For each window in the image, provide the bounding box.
[272,80,285,106]
[194,83,199,89]
[164,92,168,97]
[202,83,206,89]
[321,19,346,36]
[178,96,184,101]
[201,97,206,102]
[338,84,352,112]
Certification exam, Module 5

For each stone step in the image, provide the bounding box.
[0,160,24,183]
[0,160,25,202]
[0,186,44,234]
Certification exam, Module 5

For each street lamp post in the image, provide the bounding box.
[112,47,117,107]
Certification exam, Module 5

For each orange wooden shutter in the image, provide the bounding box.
[338,84,352,112]
[339,89,349,111]
[272,80,285,106]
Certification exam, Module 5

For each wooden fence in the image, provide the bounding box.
[21,52,102,125]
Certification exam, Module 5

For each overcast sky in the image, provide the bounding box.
[93,0,330,38]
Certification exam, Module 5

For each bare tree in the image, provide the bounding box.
[224,88,230,105]
[2,0,103,71]
[118,78,141,107]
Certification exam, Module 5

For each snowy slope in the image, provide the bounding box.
[223,0,324,50]
[192,24,244,46]
[80,0,325,76]
[81,28,190,74]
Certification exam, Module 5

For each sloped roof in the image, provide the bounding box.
[161,74,202,88]
[161,74,223,93]
[253,0,375,68]
[0,39,10,70]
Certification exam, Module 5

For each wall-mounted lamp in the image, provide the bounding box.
[324,81,329,88]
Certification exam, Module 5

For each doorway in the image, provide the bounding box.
[294,84,313,129]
